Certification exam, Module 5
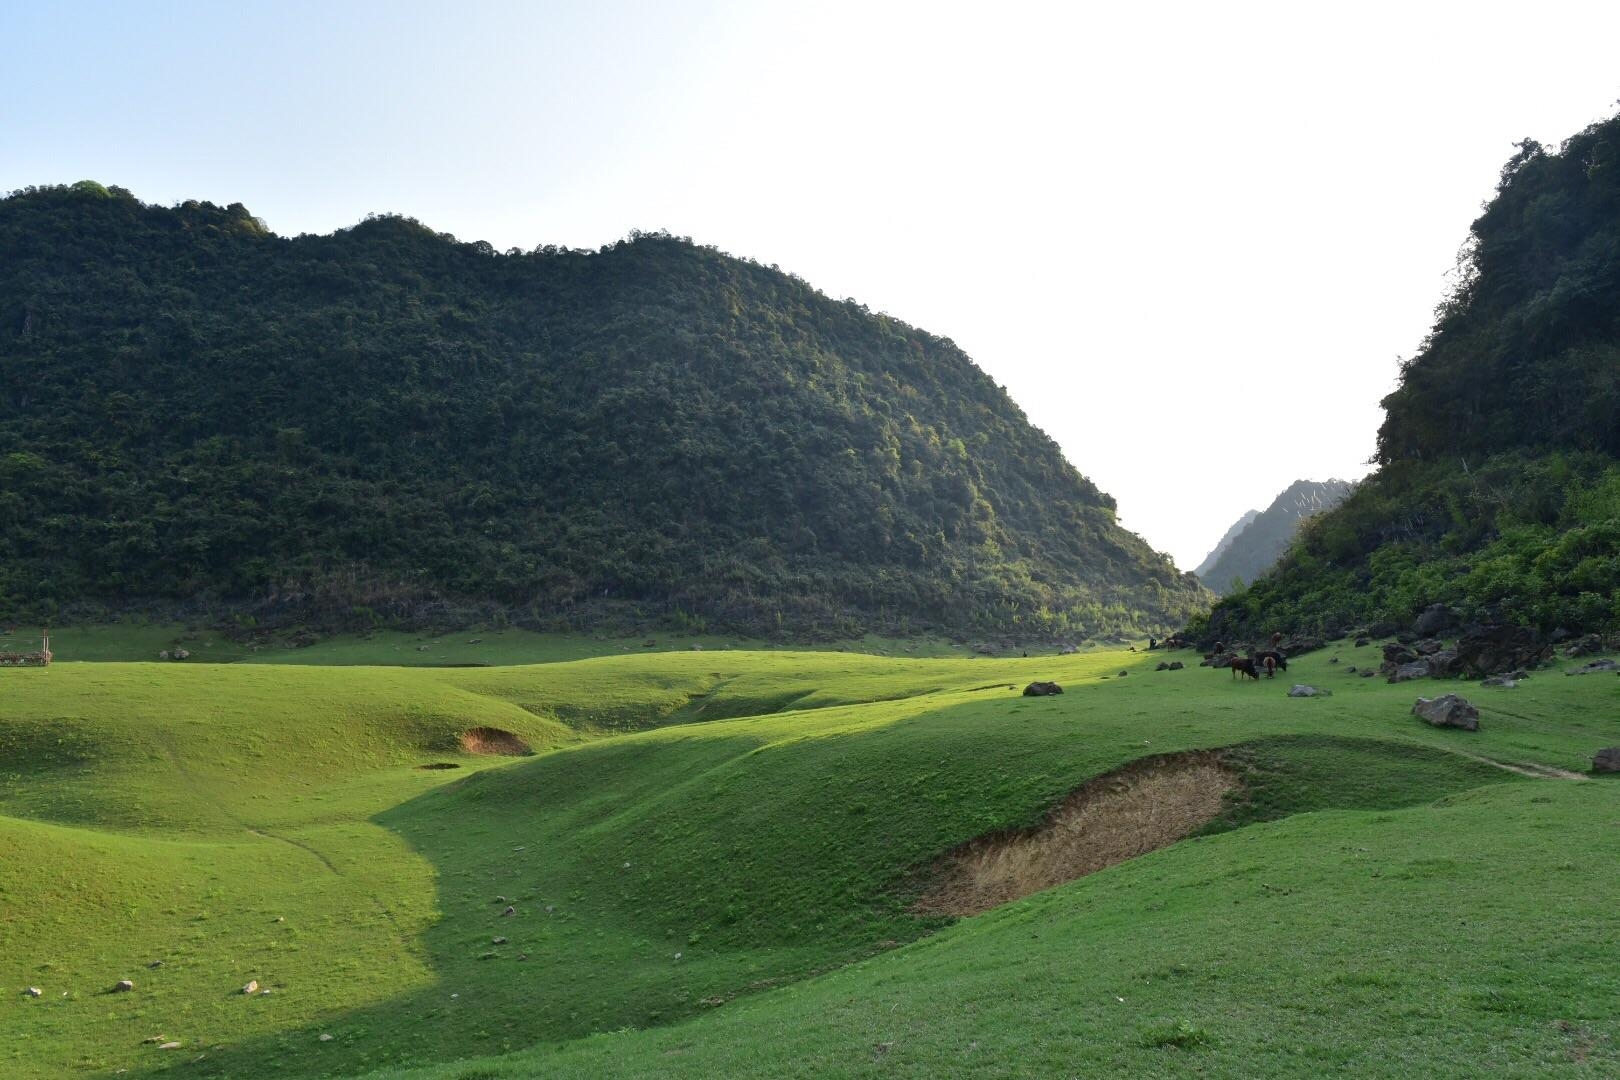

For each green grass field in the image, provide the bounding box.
[3,641,1617,1078]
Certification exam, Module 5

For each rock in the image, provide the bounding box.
[142,1035,167,1044]
[1388,660,1431,683]
[1329,656,1340,664]
[174,648,190,660]
[1346,666,1357,673]
[1413,603,1456,636]
[1278,636,1324,656]
[160,1041,182,1050]
[1360,670,1376,678]
[1426,649,1459,678]
[25,987,42,997]
[543,905,555,913]
[1022,681,1063,696]
[242,980,259,995]
[147,960,165,968]
[1117,670,1129,677]
[492,936,508,945]
[1288,684,1331,697]
[1480,676,1518,688]
[1354,637,1370,648]
[1592,748,1620,774]
[1167,661,1183,670]
[1380,643,1419,674]
[1453,624,1552,679]
[502,905,516,916]
[1565,633,1604,658]
[417,645,429,651]
[319,1033,334,1042]
[1565,659,1618,675]
[113,980,134,992]
[1059,644,1078,655]
[972,643,995,656]
[1414,638,1445,656]
[1413,694,1480,731]
[690,643,702,651]
[494,896,506,904]
[1156,661,1170,670]
[468,638,483,645]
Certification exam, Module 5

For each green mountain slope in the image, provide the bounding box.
[0,183,1204,638]
[1197,111,1620,640]
[1195,479,1353,596]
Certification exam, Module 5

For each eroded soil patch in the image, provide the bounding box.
[459,727,533,756]
[914,750,1238,916]
[417,762,462,770]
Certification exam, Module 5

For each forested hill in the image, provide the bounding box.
[0,182,1206,638]
[1196,110,1620,641]
[1195,480,1352,596]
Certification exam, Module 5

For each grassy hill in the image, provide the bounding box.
[0,183,1204,640]
[1197,110,1620,641]
[4,643,1618,1077]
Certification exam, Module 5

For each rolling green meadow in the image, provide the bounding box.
[3,639,1618,1078]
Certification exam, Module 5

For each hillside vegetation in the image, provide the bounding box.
[0,183,1204,639]
[1195,480,1352,595]
[4,646,1618,1078]
[1199,111,1620,640]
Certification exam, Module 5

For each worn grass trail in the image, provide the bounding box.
[2,641,1617,1077]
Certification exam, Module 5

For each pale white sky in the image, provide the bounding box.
[5,1,1619,567]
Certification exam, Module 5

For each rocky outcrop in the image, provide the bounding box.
[1022,681,1063,696]
[1452,625,1552,679]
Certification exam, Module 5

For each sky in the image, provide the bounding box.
[5,0,1619,569]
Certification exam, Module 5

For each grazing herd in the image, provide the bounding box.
[1208,633,1290,681]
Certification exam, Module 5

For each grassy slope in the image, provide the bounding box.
[2,644,1617,1078]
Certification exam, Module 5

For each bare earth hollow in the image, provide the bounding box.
[459,726,533,755]
[914,750,1239,916]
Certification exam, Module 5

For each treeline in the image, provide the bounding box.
[1196,110,1620,642]
[0,182,1206,638]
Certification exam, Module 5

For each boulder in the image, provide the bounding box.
[113,980,134,993]
[1117,670,1129,678]
[1593,748,1620,774]
[1414,638,1445,656]
[1565,658,1618,675]
[1359,670,1376,678]
[1380,643,1419,675]
[1155,661,1170,671]
[1167,660,1184,670]
[1453,624,1552,679]
[1278,636,1324,656]
[1059,644,1078,655]
[1413,694,1480,731]
[242,980,259,995]
[26,987,42,997]
[1388,660,1431,683]
[1565,634,1604,658]
[1353,637,1370,648]
[1426,649,1459,677]
[1022,681,1063,697]
[1287,684,1330,697]
[1413,603,1456,636]
[1480,676,1518,688]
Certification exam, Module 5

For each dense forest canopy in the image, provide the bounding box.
[0,182,1206,638]
[1197,110,1620,641]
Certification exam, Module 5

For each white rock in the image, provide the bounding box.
[242,980,259,995]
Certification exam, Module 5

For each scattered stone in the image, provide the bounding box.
[690,643,702,651]
[1592,748,1620,774]
[25,987,42,997]
[1360,670,1376,678]
[1414,638,1445,656]
[492,936,507,945]
[319,1033,334,1042]
[1156,661,1170,670]
[159,1042,182,1050]
[1329,657,1339,664]
[1413,604,1456,636]
[1287,685,1331,697]
[113,980,134,992]
[1167,661,1183,670]
[142,1036,167,1044]
[467,638,483,645]
[173,648,190,660]
[159,650,170,660]
[1118,670,1129,677]
[1480,676,1519,688]
[1354,637,1370,648]
[1388,660,1432,683]
[417,645,429,651]
[1413,694,1480,731]
[494,896,506,904]
[242,980,259,995]
[1566,659,1618,676]
[274,916,285,923]
[148,960,165,968]
[543,905,555,913]
[1059,644,1078,655]
[1380,643,1419,674]
[1346,666,1358,674]
[501,905,516,917]
[1022,681,1063,696]
[1427,649,1459,677]
[1277,635,1324,656]
[1565,634,1604,658]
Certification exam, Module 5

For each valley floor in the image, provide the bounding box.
[2,639,1617,1078]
